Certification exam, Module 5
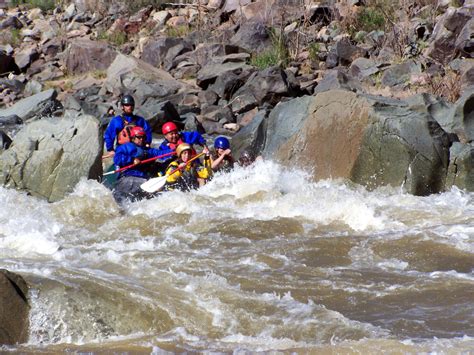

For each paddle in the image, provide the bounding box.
[140,152,205,193]
[102,151,175,176]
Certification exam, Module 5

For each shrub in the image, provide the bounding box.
[165,25,191,38]
[251,27,290,69]
[356,7,385,33]
[10,0,57,11]
[125,0,171,13]
[426,70,462,103]
[109,31,128,46]
[308,42,320,63]
[251,50,280,69]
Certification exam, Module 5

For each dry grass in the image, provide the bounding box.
[425,70,462,103]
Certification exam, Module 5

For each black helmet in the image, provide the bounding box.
[121,94,135,106]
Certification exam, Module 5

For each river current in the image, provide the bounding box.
[1,159,473,353]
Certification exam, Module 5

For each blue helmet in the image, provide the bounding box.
[214,136,230,150]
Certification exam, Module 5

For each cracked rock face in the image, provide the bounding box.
[0,114,102,202]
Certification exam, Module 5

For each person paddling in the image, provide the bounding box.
[103,94,152,158]
[158,121,209,157]
[211,136,234,173]
[164,143,211,192]
[113,127,167,204]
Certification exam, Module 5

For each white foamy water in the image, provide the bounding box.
[1,160,473,353]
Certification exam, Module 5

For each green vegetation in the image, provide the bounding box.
[165,25,191,38]
[10,0,57,11]
[97,30,128,46]
[251,28,289,69]
[108,31,128,46]
[356,7,385,33]
[125,0,170,13]
[92,70,107,80]
[251,50,280,69]
[308,42,320,63]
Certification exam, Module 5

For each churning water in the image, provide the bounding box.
[1,160,474,353]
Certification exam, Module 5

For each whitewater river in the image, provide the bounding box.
[1,160,473,353]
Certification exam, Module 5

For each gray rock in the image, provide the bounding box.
[208,70,252,100]
[455,17,474,58]
[381,60,421,87]
[14,45,39,71]
[0,16,23,30]
[446,142,474,191]
[141,37,193,71]
[0,115,102,202]
[230,21,272,53]
[263,95,314,156]
[335,38,367,66]
[231,66,295,113]
[451,90,474,143]
[201,104,234,123]
[314,69,362,94]
[102,53,184,102]
[426,7,472,64]
[197,61,253,89]
[231,109,266,159]
[0,89,57,123]
[265,90,450,196]
[349,57,380,79]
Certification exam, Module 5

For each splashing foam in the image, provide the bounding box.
[0,187,60,256]
[132,160,388,232]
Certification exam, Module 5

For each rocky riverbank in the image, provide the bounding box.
[0,0,472,201]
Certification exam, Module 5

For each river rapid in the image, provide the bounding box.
[1,159,473,353]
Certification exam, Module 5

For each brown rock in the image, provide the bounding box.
[65,39,117,75]
[0,269,29,345]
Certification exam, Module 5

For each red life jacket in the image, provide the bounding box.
[167,138,197,155]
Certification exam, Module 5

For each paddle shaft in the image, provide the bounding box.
[167,152,206,177]
[140,152,206,193]
[103,151,175,176]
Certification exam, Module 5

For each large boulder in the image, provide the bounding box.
[426,7,472,64]
[140,37,193,71]
[0,114,102,202]
[230,21,272,53]
[65,39,118,75]
[0,269,29,345]
[264,90,451,195]
[230,66,298,113]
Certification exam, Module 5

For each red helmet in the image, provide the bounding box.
[130,126,146,138]
[162,121,178,135]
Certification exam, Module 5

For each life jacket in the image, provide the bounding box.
[167,138,184,151]
[117,116,137,145]
[167,137,198,155]
[165,158,209,191]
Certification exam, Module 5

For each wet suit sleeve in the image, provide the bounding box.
[182,131,206,146]
[104,116,123,151]
[113,143,137,167]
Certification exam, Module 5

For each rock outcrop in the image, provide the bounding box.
[0,113,102,202]
[264,90,450,195]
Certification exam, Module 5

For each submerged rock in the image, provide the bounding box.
[0,269,29,345]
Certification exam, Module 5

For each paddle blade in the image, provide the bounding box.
[140,176,168,193]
